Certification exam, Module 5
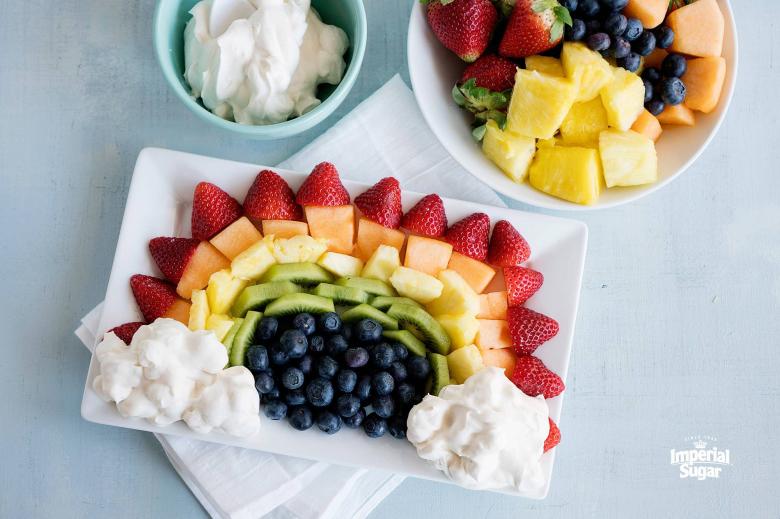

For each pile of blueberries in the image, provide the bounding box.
[245,312,432,439]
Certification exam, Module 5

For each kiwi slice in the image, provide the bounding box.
[427,352,450,396]
[264,293,335,318]
[382,330,426,357]
[261,263,333,285]
[370,296,422,312]
[312,283,370,306]
[334,276,396,297]
[386,304,451,355]
[229,311,262,367]
[231,281,302,317]
[341,303,399,330]
[222,318,244,355]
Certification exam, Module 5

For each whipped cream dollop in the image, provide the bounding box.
[183,0,349,125]
[406,367,550,493]
[93,318,260,438]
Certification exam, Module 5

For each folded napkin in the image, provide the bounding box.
[75,74,506,518]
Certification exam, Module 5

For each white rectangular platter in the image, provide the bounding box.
[81,147,588,498]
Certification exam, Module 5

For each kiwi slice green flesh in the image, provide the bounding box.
[382,330,426,357]
[231,281,302,317]
[427,352,450,396]
[370,296,421,312]
[229,311,262,367]
[264,293,335,318]
[222,318,244,355]
[312,283,370,306]
[334,276,396,297]
[261,263,333,285]
[386,304,451,355]
[340,304,399,330]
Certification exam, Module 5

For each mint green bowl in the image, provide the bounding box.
[154,0,366,139]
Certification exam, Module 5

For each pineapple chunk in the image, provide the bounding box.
[206,269,248,315]
[561,42,613,103]
[205,314,235,342]
[506,69,577,139]
[560,97,609,146]
[524,55,564,77]
[598,129,658,187]
[426,269,480,317]
[388,266,444,304]
[447,344,485,384]
[600,67,645,131]
[188,289,209,331]
[231,236,276,281]
[437,314,480,350]
[529,146,602,205]
[317,251,364,278]
[362,244,401,283]
[482,120,536,183]
[272,235,328,264]
[536,136,561,148]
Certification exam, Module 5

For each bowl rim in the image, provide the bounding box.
[153,0,367,138]
[407,0,739,211]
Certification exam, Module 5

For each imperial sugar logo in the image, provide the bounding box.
[670,435,731,480]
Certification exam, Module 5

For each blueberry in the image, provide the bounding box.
[391,343,408,362]
[603,13,627,37]
[632,30,656,56]
[370,343,395,369]
[254,372,275,394]
[326,335,348,356]
[342,408,366,429]
[372,371,395,396]
[289,406,314,430]
[264,400,287,420]
[645,98,665,116]
[245,345,269,372]
[355,319,383,344]
[260,386,280,403]
[318,312,342,334]
[584,19,601,36]
[362,413,388,438]
[661,53,687,78]
[344,347,369,368]
[256,317,279,341]
[560,0,577,11]
[317,356,339,379]
[586,32,610,52]
[406,356,431,380]
[577,0,599,18]
[309,335,325,354]
[285,389,307,406]
[654,25,674,49]
[612,37,631,59]
[298,354,314,375]
[282,367,305,390]
[388,361,407,383]
[270,344,290,366]
[642,79,654,103]
[395,382,416,406]
[292,313,316,336]
[616,52,641,72]
[598,0,627,11]
[642,67,661,84]
[336,369,357,393]
[280,329,307,358]
[355,375,372,401]
[623,18,643,41]
[660,77,686,106]
[564,18,585,41]
[372,395,395,418]
[317,410,342,434]
[335,394,361,418]
[387,416,407,440]
[306,377,334,407]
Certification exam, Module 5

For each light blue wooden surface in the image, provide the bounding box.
[0,0,777,517]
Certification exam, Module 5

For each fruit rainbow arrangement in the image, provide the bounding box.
[426,0,729,205]
[106,161,564,456]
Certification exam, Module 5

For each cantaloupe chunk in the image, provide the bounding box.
[177,241,231,299]
[484,268,506,292]
[682,56,726,113]
[305,206,355,254]
[209,216,263,260]
[475,319,512,350]
[404,235,453,276]
[631,109,663,142]
[447,252,496,294]
[623,0,667,29]
[643,48,668,70]
[355,218,406,261]
[162,298,192,325]
[668,0,724,58]
[262,220,309,239]
[657,103,695,126]
[478,291,508,320]
[481,348,517,376]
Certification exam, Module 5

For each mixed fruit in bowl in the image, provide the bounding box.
[425,0,729,205]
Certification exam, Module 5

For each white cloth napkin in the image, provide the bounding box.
[75,74,506,519]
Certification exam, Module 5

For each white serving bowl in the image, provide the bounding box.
[407,1,738,211]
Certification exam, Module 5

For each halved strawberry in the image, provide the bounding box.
[488,220,530,267]
[509,355,564,398]
[108,322,145,344]
[444,212,490,260]
[400,194,448,237]
[130,274,177,322]
[244,170,303,222]
[149,237,199,284]
[508,306,559,355]
[504,266,543,306]
[191,182,242,241]
[354,177,402,229]
[296,162,350,206]
[544,417,561,452]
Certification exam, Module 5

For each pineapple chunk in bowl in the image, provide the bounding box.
[406,0,738,211]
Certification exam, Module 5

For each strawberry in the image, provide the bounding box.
[354,177,403,229]
[498,0,572,59]
[296,162,351,207]
[148,237,199,284]
[544,417,561,452]
[243,170,303,222]
[129,274,177,322]
[507,306,559,355]
[509,355,564,398]
[444,212,490,260]
[191,182,242,241]
[460,54,517,92]
[108,322,145,344]
[400,194,448,237]
[488,219,531,266]
[425,0,499,63]
[504,266,543,306]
